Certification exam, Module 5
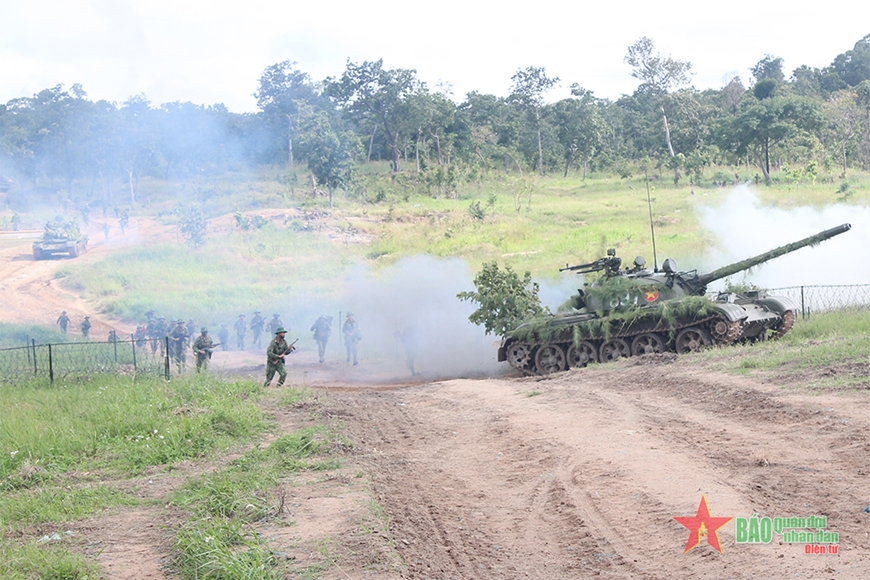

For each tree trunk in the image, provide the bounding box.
[535,109,544,176]
[128,169,135,205]
[842,141,848,177]
[367,127,377,162]
[415,128,421,173]
[563,150,574,178]
[583,154,589,180]
[661,107,681,184]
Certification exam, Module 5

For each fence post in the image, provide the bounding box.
[164,337,170,381]
[48,343,54,384]
[113,337,118,363]
[801,286,807,319]
[131,335,137,371]
[32,339,37,376]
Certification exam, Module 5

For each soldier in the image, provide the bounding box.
[80,316,91,339]
[310,315,332,363]
[102,223,110,242]
[250,311,265,349]
[266,313,283,336]
[149,316,169,355]
[168,319,189,373]
[233,314,247,350]
[108,329,118,343]
[398,325,419,376]
[186,319,196,343]
[56,311,70,334]
[264,327,294,387]
[342,313,361,365]
[217,324,230,351]
[134,325,147,348]
[192,328,215,373]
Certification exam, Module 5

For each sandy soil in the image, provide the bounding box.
[3,227,870,579]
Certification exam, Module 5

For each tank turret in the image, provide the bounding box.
[498,224,852,374]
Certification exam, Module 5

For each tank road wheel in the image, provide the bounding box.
[567,341,598,367]
[70,245,79,258]
[675,327,712,354]
[535,344,567,374]
[772,310,795,339]
[709,317,741,345]
[505,342,533,370]
[599,338,631,362]
[631,333,666,356]
[33,248,43,260]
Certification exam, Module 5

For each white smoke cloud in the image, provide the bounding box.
[696,185,866,290]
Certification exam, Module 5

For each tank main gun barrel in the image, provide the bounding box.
[697,223,851,286]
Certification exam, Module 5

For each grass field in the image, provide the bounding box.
[48,165,870,323]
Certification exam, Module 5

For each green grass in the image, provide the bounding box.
[170,420,340,580]
[0,323,70,348]
[0,485,138,528]
[54,166,870,322]
[0,375,269,486]
[694,309,870,387]
[0,541,100,580]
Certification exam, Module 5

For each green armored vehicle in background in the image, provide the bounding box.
[498,224,852,374]
[32,220,88,260]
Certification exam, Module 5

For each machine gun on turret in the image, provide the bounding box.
[560,248,622,275]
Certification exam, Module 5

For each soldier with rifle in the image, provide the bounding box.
[233,314,247,350]
[192,328,218,373]
[310,315,332,363]
[168,319,189,373]
[80,316,91,339]
[56,311,70,334]
[250,311,265,349]
[264,327,296,387]
[217,324,229,350]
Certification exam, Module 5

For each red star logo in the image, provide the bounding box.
[644,290,659,302]
[674,496,732,553]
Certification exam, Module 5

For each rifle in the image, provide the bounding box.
[282,339,298,356]
[195,343,221,358]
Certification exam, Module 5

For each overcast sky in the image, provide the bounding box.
[2,0,867,113]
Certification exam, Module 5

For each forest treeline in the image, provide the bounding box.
[1,34,869,202]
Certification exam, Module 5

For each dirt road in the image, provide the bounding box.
[327,360,870,578]
[4,224,870,579]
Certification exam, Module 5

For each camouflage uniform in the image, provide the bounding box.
[168,321,189,372]
[192,330,215,372]
[310,316,332,363]
[148,317,168,354]
[80,316,91,339]
[233,315,247,350]
[134,326,147,348]
[266,314,283,336]
[56,311,70,333]
[342,314,361,365]
[217,324,229,351]
[250,311,265,348]
[264,328,293,386]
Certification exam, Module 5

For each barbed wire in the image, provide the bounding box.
[767,284,870,317]
[2,284,870,383]
[0,337,168,384]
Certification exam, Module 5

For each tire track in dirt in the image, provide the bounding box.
[330,361,870,579]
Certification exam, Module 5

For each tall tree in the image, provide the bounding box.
[509,66,559,175]
[751,55,785,83]
[730,88,823,183]
[254,61,317,167]
[327,59,420,172]
[295,111,360,208]
[624,37,693,183]
[551,86,606,178]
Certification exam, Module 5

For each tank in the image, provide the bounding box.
[32,221,88,260]
[498,224,852,374]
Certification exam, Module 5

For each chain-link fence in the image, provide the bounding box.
[0,337,170,384]
[767,284,870,318]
